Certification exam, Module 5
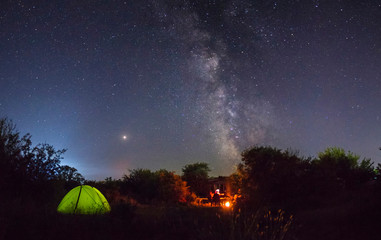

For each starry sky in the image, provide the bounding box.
[1,0,380,180]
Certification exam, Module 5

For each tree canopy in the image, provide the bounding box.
[122,168,193,204]
[313,147,375,190]
[0,117,84,193]
[182,162,210,197]
[236,145,376,211]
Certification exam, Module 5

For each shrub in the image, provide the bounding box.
[122,169,193,204]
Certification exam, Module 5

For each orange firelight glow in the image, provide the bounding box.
[225,201,231,208]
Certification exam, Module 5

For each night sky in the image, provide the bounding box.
[1,0,380,180]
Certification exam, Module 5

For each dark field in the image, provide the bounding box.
[2,186,380,240]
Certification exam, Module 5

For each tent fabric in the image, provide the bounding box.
[57,185,111,214]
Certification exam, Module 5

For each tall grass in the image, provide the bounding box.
[196,207,293,240]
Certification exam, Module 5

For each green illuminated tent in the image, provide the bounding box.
[57,185,111,214]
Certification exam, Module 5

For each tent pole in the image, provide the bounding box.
[74,185,82,213]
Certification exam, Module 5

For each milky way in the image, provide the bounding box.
[1,0,380,179]
[150,2,278,171]
[182,15,275,166]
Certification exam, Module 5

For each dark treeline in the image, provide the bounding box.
[237,146,377,211]
[0,118,84,200]
[1,117,381,240]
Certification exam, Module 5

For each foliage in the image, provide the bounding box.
[197,208,293,240]
[57,165,85,186]
[237,145,376,211]
[228,166,244,195]
[22,141,66,182]
[122,168,193,204]
[375,163,381,178]
[0,118,22,186]
[316,147,360,177]
[156,169,192,203]
[0,117,84,194]
[239,146,308,209]
[182,162,210,197]
[122,169,157,203]
[313,147,375,191]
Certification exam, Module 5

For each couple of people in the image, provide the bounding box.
[210,189,220,206]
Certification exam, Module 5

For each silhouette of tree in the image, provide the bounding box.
[0,117,83,192]
[58,165,84,184]
[122,168,192,204]
[182,162,210,197]
[0,118,22,187]
[122,169,158,203]
[156,169,191,203]
[229,163,246,195]
[23,142,66,182]
[314,147,375,190]
[239,146,308,209]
